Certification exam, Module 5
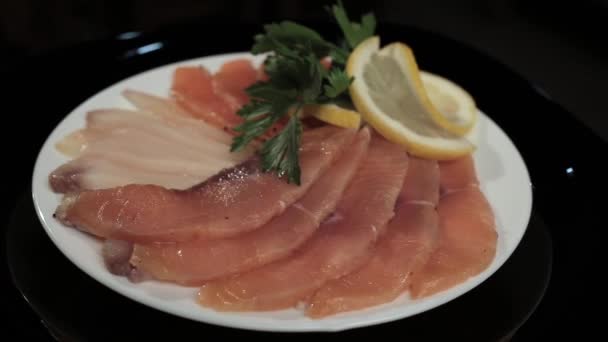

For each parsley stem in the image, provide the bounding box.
[231,1,373,184]
[291,101,304,120]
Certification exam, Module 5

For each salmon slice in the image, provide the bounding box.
[408,156,497,298]
[172,63,287,138]
[212,59,258,107]
[54,126,357,243]
[197,132,409,311]
[130,128,371,285]
[437,155,479,193]
[399,157,440,205]
[215,59,289,140]
[171,66,241,130]
[257,63,269,81]
[307,157,440,318]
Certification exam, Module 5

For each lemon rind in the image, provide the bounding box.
[347,36,476,160]
[307,104,361,129]
[420,71,477,133]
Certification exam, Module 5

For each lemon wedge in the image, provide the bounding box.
[421,71,477,135]
[303,103,361,129]
[346,36,476,159]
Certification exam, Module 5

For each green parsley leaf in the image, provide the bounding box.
[235,101,273,120]
[260,114,302,185]
[265,53,316,92]
[247,82,297,101]
[331,0,376,49]
[252,21,334,58]
[231,114,275,152]
[324,68,353,98]
[231,101,280,152]
[301,53,325,103]
[329,45,350,66]
[230,1,376,184]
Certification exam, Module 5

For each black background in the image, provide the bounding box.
[2,0,607,141]
[1,0,606,340]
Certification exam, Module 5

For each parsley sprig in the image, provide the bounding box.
[230,1,376,185]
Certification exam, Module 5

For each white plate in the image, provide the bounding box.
[32,52,533,332]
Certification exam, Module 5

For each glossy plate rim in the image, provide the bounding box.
[31,51,533,332]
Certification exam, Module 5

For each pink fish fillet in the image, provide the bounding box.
[306,157,440,318]
[408,156,498,298]
[437,154,479,192]
[171,66,240,130]
[212,59,258,108]
[197,132,409,311]
[130,128,371,284]
[53,126,357,242]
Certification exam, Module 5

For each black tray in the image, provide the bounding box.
[2,20,604,341]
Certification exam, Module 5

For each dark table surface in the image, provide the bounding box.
[2,0,607,142]
[1,1,606,340]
